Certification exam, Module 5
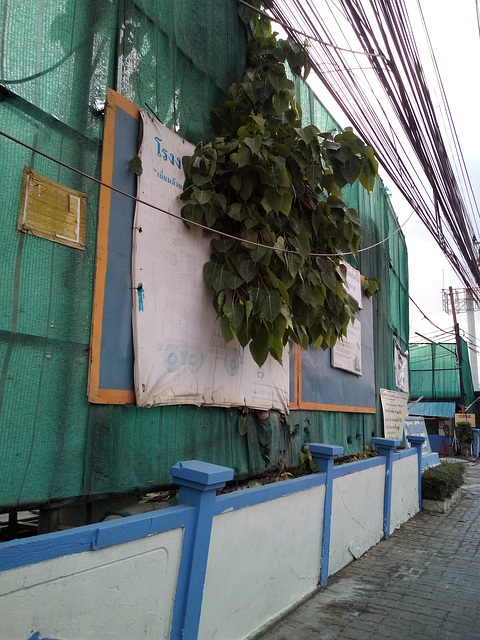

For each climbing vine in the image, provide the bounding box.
[180,3,379,368]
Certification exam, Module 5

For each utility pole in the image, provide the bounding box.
[449,286,466,411]
[466,288,479,389]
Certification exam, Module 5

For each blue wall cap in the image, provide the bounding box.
[308,443,344,458]
[473,429,480,433]
[171,460,234,487]
[372,437,401,449]
[406,435,426,445]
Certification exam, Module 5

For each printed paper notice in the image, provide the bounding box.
[380,388,409,440]
[331,318,362,376]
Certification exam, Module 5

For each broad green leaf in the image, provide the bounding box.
[261,187,284,214]
[363,145,379,173]
[192,173,211,186]
[237,259,257,283]
[214,290,225,315]
[296,283,317,307]
[339,154,362,184]
[268,73,294,93]
[358,160,376,192]
[230,174,242,192]
[245,299,253,322]
[250,113,266,132]
[285,252,302,277]
[220,315,234,342]
[268,339,283,364]
[249,335,270,368]
[214,193,227,210]
[129,154,143,176]
[212,237,236,253]
[205,205,218,228]
[181,203,204,224]
[227,203,244,221]
[270,313,287,341]
[235,146,252,167]
[249,245,270,263]
[279,192,292,216]
[257,288,282,322]
[291,232,311,260]
[224,271,245,289]
[203,261,228,292]
[224,302,245,329]
[193,187,214,204]
[248,286,262,311]
[182,155,192,175]
[244,136,262,154]
[239,178,254,201]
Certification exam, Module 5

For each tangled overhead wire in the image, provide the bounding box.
[258,0,480,298]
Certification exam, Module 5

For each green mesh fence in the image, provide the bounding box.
[409,340,474,407]
[0,1,408,510]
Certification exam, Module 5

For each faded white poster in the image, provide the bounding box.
[331,317,362,376]
[380,388,410,440]
[131,112,289,411]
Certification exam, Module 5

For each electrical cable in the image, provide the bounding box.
[0,128,409,259]
[266,0,480,299]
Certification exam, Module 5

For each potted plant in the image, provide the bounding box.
[455,421,474,457]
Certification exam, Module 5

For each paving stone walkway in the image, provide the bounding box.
[257,460,480,640]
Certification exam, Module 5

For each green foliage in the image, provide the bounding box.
[456,421,474,444]
[279,445,319,479]
[362,276,381,298]
[422,461,466,501]
[129,154,143,176]
[180,5,379,367]
[335,445,377,465]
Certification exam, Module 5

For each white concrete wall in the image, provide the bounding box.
[329,464,385,576]
[390,454,419,533]
[0,528,183,640]
[198,485,325,640]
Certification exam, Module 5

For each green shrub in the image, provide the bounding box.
[456,421,474,444]
[422,461,466,501]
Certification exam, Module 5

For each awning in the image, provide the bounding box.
[407,401,456,419]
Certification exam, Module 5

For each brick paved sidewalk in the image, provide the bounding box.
[256,461,480,640]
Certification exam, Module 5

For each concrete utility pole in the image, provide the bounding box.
[466,288,479,389]
[449,286,466,411]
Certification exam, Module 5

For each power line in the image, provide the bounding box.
[267,0,480,297]
[0,129,406,260]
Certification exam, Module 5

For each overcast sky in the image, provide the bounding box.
[392,0,480,377]
[308,0,480,381]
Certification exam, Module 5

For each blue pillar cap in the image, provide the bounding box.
[473,429,480,433]
[372,437,401,449]
[171,460,234,487]
[308,443,344,458]
[406,435,425,445]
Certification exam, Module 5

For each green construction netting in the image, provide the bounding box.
[409,340,474,407]
[0,0,408,510]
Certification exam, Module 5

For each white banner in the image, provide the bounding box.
[380,388,409,440]
[131,112,289,411]
[331,317,362,376]
[344,262,363,309]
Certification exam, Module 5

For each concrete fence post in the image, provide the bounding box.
[170,460,233,640]
[406,435,425,511]
[372,438,401,540]
[309,443,344,587]
[473,429,480,457]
